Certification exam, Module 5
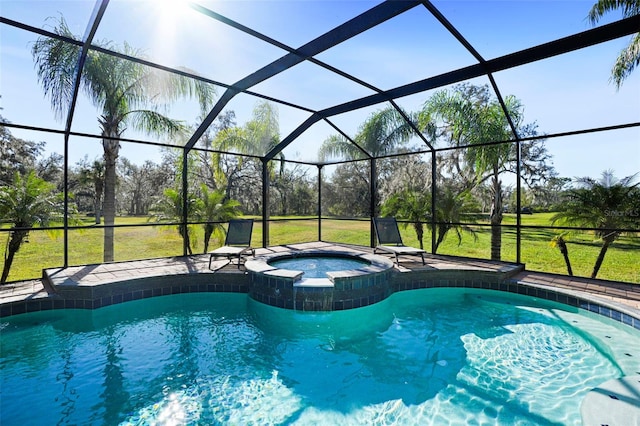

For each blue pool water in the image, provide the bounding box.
[269,255,369,278]
[1,289,639,425]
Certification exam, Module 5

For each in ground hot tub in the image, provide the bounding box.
[245,250,395,311]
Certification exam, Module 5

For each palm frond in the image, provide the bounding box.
[318,134,355,161]
[125,109,187,140]
[0,171,62,228]
[31,17,81,120]
[588,0,640,24]
[611,32,640,87]
[146,65,218,114]
[587,0,640,87]
[213,127,252,153]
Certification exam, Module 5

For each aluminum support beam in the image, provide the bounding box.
[264,15,640,162]
[63,0,110,267]
[184,0,421,151]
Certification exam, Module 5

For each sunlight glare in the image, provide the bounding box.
[156,0,191,19]
[155,0,191,30]
[151,0,193,64]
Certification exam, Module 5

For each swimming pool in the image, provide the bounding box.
[1,288,639,425]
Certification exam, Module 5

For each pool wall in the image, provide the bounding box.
[4,272,250,315]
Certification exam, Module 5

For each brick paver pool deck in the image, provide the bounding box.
[1,242,639,317]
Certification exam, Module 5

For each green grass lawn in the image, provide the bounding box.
[392,213,640,284]
[1,214,638,284]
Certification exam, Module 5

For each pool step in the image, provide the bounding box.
[581,374,640,426]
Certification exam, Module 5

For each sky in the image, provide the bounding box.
[1,0,639,182]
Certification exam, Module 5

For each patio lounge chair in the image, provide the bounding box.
[373,217,426,265]
[208,219,255,269]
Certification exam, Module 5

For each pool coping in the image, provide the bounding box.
[245,249,394,283]
[1,242,639,330]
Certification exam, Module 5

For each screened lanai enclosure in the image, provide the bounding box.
[1,1,639,283]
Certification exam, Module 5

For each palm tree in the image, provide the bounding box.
[552,170,640,278]
[421,84,533,261]
[212,101,284,200]
[0,172,64,283]
[381,185,477,253]
[151,188,202,255]
[32,17,216,262]
[320,106,417,218]
[76,158,104,224]
[588,0,640,88]
[381,190,431,249]
[245,101,281,157]
[199,184,242,253]
[319,106,416,161]
[550,234,573,276]
[432,186,478,253]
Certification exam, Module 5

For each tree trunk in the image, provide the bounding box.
[136,195,143,215]
[563,252,573,276]
[94,176,103,225]
[1,249,15,283]
[180,225,193,255]
[556,237,573,276]
[133,186,143,215]
[490,223,501,260]
[591,235,616,279]
[489,174,503,261]
[435,225,448,254]
[0,251,16,284]
[93,196,102,225]
[1,230,27,283]
[102,133,120,262]
[203,224,213,253]
[413,222,424,250]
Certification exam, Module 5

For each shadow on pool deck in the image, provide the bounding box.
[1,242,639,319]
